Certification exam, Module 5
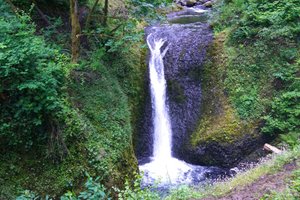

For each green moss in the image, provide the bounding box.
[69,64,138,187]
[190,31,257,146]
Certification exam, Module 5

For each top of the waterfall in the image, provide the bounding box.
[147,34,169,58]
[167,3,210,24]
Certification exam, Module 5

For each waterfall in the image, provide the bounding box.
[139,34,208,186]
[138,6,225,186]
[147,34,172,161]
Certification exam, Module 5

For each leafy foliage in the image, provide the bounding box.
[0,2,70,149]
[280,132,300,149]
[113,173,160,200]
[17,174,159,200]
[212,0,300,141]
[214,0,300,41]
[262,91,300,135]
[60,176,110,200]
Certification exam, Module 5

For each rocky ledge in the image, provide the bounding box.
[176,0,214,8]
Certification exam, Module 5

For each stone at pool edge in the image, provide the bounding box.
[186,0,197,7]
[176,0,197,7]
[203,1,213,7]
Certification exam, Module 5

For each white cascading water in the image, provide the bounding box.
[148,35,172,161]
[139,34,206,185]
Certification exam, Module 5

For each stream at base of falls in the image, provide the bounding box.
[138,5,229,187]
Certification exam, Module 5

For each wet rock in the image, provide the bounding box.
[176,0,186,6]
[136,22,212,164]
[134,68,154,163]
[176,0,197,6]
[186,0,197,7]
[178,132,268,168]
[203,1,213,7]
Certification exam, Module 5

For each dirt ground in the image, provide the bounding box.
[200,161,299,200]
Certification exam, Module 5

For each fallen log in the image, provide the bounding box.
[263,143,282,154]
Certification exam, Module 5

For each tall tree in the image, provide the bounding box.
[70,0,81,63]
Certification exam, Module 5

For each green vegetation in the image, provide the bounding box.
[191,0,299,146]
[215,0,299,136]
[1,0,299,198]
[0,0,172,198]
[187,0,300,198]
[0,2,70,151]
[191,31,258,145]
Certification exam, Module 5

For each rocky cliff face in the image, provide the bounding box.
[136,21,213,163]
[162,23,213,161]
[136,5,266,168]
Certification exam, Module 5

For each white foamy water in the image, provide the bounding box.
[139,34,207,186]
[187,7,208,14]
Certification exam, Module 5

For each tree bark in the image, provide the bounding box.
[70,0,81,63]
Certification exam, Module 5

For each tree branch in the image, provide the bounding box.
[85,0,100,30]
[32,0,51,26]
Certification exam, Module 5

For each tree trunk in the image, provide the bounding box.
[70,0,81,63]
[103,0,109,26]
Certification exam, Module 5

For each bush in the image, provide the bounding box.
[113,173,160,200]
[60,176,110,200]
[262,91,300,136]
[214,0,300,41]
[0,2,69,151]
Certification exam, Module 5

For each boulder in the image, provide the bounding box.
[203,1,213,7]
[186,0,197,7]
[176,0,197,7]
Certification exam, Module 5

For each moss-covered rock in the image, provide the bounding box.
[182,31,267,168]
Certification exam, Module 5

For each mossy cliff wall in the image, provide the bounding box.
[185,32,267,167]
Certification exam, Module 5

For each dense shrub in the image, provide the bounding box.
[214,0,300,41]
[0,2,69,149]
